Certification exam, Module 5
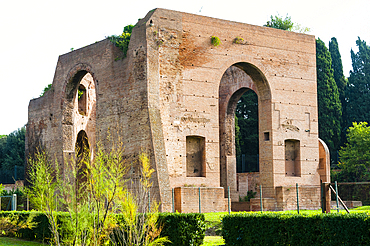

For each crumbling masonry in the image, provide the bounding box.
[26,8,330,212]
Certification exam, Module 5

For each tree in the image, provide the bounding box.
[329,38,347,108]
[329,37,347,148]
[264,14,310,33]
[335,122,370,182]
[235,90,259,157]
[316,38,342,152]
[344,38,370,131]
[0,127,25,171]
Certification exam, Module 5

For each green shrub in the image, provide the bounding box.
[158,213,206,246]
[222,212,370,246]
[107,24,134,58]
[211,36,221,47]
[0,211,206,245]
[234,36,244,44]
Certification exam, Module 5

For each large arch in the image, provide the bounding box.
[219,63,272,201]
[61,64,97,172]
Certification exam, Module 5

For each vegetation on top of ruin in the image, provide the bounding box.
[40,83,52,97]
[264,14,310,33]
[211,36,221,46]
[107,24,134,58]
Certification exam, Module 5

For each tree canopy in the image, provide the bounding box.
[343,38,370,131]
[0,127,26,171]
[316,38,342,152]
[334,122,370,182]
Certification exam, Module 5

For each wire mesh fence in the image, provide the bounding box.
[0,166,24,184]
[331,182,370,206]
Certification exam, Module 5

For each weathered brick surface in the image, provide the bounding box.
[26,8,330,212]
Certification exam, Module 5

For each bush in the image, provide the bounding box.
[0,211,206,245]
[158,213,206,246]
[222,212,370,246]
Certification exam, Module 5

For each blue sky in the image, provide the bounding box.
[1,0,369,135]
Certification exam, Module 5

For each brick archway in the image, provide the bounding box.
[219,64,271,201]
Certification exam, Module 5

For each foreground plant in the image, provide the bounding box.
[110,153,169,246]
[26,137,167,246]
[26,150,60,245]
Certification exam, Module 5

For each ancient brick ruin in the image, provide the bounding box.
[26,8,330,212]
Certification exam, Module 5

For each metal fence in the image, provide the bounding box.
[0,166,24,184]
[332,182,370,206]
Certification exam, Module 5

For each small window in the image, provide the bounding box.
[78,84,87,115]
[264,132,270,141]
[186,136,206,177]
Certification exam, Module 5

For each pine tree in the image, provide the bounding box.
[345,38,370,128]
[316,38,342,152]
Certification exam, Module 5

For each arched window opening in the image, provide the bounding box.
[75,130,90,183]
[235,90,259,173]
[186,136,206,177]
[78,84,87,115]
[285,139,301,177]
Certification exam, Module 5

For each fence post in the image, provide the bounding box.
[296,183,299,214]
[27,196,29,211]
[199,187,201,213]
[335,181,339,213]
[228,186,230,214]
[12,194,17,211]
[260,185,263,212]
[172,188,175,213]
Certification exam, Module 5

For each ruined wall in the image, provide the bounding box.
[27,8,323,212]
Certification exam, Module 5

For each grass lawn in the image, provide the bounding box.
[0,237,46,246]
[201,236,224,246]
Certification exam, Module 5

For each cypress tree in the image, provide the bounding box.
[329,38,347,109]
[329,37,347,148]
[316,38,342,152]
[345,38,370,128]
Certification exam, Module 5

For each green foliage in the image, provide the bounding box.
[77,87,85,101]
[335,122,370,182]
[26,149,60,245]
[264,14,310,33]
[233,37,244,44]
[222,212,370,245]
[211,36,221,47]
[107,25,134,58]
[0,211,204,246]
[26,137,169,245]
[0,213,36,237]
[239,190,256,202]
[158,213,206,246]
[329,37,347,148]
[0,127,25,172]
[316,38,342,152]
[40,84,52,97]
[344,38,370,132]
[235,90,259,157]
[0,211,52,241]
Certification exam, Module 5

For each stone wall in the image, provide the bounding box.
[26,8,327,212]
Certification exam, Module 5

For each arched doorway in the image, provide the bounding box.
[219,64,271,201]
